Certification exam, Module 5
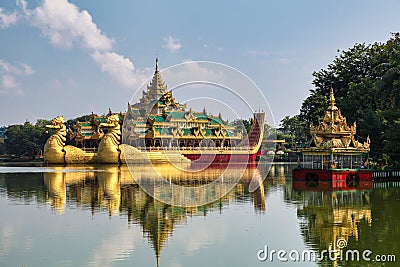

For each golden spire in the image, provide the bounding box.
[148,57,167,91]
[308,83,370,151]
[326,84,338,112]
[155,57,159,73]
[329,84,336,108]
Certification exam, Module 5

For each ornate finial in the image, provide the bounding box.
[155,57,159,72]
[329,84,335,108]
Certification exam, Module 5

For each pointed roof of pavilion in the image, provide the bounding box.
[303,86,370,153]
[147,57,168,93]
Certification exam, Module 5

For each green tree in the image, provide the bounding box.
[284,33,400,165]
[299,92,328,126]
[279,115,309,148]
[0,142,5,154]
[5,120,50,159]
[232,118,253,134]
[66,114,94,130]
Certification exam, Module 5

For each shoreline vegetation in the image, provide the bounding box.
[2,33,400,168]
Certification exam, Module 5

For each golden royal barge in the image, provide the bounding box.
[43,59,265,164]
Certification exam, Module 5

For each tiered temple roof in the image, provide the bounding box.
[303,86,370,154]
[67,58,244,150]
[133,58,186,115]
[123,58,242,148]
[298,87,371,170]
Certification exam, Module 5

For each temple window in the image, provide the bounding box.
[179,140,185,147]
[187,141,193,147]
[146,139,153,147]
[155,139,161,147]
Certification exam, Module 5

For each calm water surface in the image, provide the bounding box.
[0,164,399,267]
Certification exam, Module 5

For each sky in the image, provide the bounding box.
[0,0,400,126]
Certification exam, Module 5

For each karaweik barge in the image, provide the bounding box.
[43,59,265,165]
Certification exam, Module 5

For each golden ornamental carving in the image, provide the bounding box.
[309,87,370,151]
[98,114,122,163]
[43,116,67,164]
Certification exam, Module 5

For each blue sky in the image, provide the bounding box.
[0,0,399,126]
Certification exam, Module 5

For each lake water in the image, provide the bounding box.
[0,164,399,267]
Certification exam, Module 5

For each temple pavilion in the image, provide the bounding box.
[122,58,243,150]
[293,86,372,181]
[63,58,263,163]
[69,110,123,150]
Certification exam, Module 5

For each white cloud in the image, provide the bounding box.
[0,60,35,77]
[92,51,148,88]
[18,0,145,88]
[32,0,113,51]
[163,36,182,52]
[1,0,147,89]
[0,7,18,29]
[21,63,34,75]
[16,0,28,13]
[0,59,34,94]
[0,60,14,73]
[2,74,17,88]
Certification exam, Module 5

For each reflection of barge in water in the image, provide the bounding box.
[124,162,266,207]
[42,163,266,212]
[292,87,372,183]
[39,164,266,265]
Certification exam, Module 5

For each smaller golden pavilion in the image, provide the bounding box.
[300,87,370,170]
[68,110,123,150]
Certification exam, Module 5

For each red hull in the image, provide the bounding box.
[183,153,258,163]
[292,169,373,191]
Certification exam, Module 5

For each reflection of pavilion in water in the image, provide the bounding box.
[266,164,296,178]
[287,185,372,266]
[42,165,266,266]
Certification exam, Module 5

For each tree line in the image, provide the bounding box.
[2,120,51,159]
[280,33,400,167]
